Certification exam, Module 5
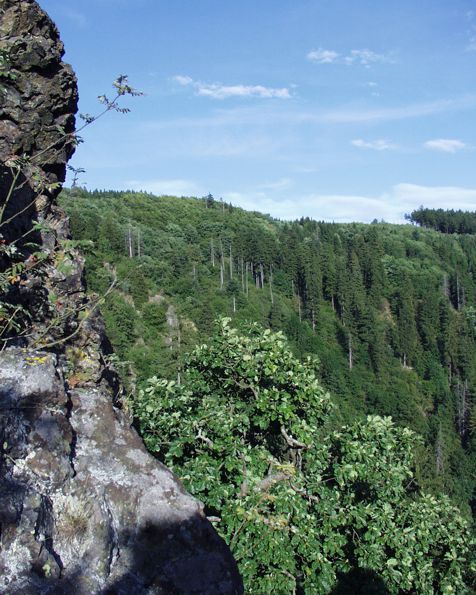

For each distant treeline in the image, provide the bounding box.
[407,207,476,234]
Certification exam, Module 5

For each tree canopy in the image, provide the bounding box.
[60,189,476,519]
[407,207,476,234]
[133,319,475,594]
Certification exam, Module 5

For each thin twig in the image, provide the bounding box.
[196,429,214,448]
[289,482,320,503]
[0,193,42,230]
[0,167,21,224]
[232,378,259,399]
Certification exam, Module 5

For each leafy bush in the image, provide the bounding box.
[133,319,475,593]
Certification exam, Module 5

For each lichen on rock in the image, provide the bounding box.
[0,349,242,593]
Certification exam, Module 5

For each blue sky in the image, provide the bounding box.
[41,0,476,223]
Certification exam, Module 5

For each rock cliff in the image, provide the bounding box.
[0,1,242,592]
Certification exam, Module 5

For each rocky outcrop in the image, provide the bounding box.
[0,1,242,592]
[0,0,77,246]
[0,350,241,593]
[0,0,77,172]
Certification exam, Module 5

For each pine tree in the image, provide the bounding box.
[395,274,419,367]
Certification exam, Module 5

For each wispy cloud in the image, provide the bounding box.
[307,48,394,67]
[173,75,291,100]
[306,49,340,64]
[423,139,467,153]
[312,97,475,124]
[257,177,292,190]
[466,10,476,51]
[223,183,476,224]
[344,49,394,66]
[125,178,203,196]
[351,139,398,151]
[146,95,476,133]
[174,75,193,86]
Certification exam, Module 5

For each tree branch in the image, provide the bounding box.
[255,472,291,493]
[196,429,214,448]
[239,452,249,497]
[289,483,320,503]
[232,378,258,399]
[280,425,310,450]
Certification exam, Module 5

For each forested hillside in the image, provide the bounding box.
[60,188,476,518]
[408,206,476,234]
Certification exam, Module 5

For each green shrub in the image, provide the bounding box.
[133,319,475,593]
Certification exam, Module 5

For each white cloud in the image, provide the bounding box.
[306,49,340,64]
[351,139,398,151]
[223,191,388,222]
[423,139,467,153]
[344,49,393,66]
[146,95,476,130]
[391,183,476,212]
[172,75,291,100]
[307,48,393,67]
[198,84,291,100]
[173,75,193,86]
[222,183,476,224]
[125,178,202,196]
[257,177,292,190]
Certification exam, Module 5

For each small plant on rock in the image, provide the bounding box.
[0,75,142,348]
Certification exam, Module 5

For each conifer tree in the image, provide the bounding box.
[395,274,419,367]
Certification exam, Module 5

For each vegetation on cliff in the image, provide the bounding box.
[134,318,474,593]
[60,188,476,591]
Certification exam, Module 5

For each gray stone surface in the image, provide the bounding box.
[0,349,241,593]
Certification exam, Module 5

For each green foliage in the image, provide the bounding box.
[102,293,137,359]
[408,206,476,234]
[60,189,476,515]
[133,320,475,593]
[0,48,16,86]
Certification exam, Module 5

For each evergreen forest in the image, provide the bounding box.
[60,188,476,592]
[407,207,476,235]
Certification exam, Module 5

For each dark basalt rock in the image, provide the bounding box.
[0,1,242,592]
[0,0,76,253]
[0,0,77,170]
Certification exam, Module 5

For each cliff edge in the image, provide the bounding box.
[0,1,242,592]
